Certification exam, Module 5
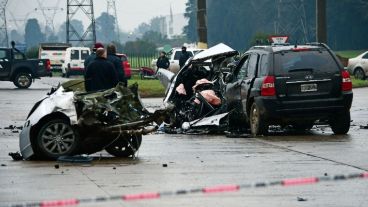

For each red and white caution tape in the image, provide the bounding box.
[2,172,367,207]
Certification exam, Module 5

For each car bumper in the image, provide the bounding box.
[254,92,353,122]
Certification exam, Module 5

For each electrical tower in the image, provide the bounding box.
[36,0,63,35]
[106,0,120,42]
[67,0,96,46]
[0,0,8,47]
[274,0,310,43]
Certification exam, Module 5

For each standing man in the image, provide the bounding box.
[84,42,104,69]
[84,48,118,92]
[107,44,127,86]
[179,46,191,69]
[156,51,170,70]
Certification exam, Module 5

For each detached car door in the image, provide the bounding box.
[240,53,259,115]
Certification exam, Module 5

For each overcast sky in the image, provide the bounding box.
[6,0,188,32]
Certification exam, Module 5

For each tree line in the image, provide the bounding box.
[184,0,368,51]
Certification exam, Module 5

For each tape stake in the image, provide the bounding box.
[40,199,79,207]
[123,192,160,201]
[282,177,318,186]
[203,185,240,193]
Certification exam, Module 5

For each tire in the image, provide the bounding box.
[13,72,32,89]
[249,102,268,136]
[36,119,80,160]
[354,68,366,80]
[105,134,142,157]
[330,111,350,135]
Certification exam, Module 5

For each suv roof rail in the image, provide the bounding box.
[305,42,331,50]
[271,43,290,46]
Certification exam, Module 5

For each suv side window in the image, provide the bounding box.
[259,54,268,77]
[237,55,249,80]
[247,53,258,78]
[71,50,79,60]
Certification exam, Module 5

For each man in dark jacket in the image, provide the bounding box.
[179,46,191,69]
[156,51,170,70]
[84,48,118,92]
[106,44,127,86]
[84,42,104,69]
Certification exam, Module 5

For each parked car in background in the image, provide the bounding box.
[152,48,204,74]
[61,47,90,77]
[116,53,132,79]
[347,51,368,80]
[39,43,71,71]
[0,42,51,89]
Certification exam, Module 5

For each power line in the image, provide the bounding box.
[35,0,63,35]
[274,0,310,43]
[66,0,96,46]
[106,0,120,42]
[0,0,8,47]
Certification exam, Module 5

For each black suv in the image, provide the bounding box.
[225,43,353,136]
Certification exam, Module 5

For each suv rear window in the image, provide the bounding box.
[274,50,339,75]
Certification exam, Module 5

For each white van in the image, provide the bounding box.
[62,47,90,77]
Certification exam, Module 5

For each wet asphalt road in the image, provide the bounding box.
[0,77,367,207]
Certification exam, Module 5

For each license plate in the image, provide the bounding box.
[301,83,317,92]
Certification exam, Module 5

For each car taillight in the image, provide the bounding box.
[261,76,276,96]
[46,59,51,71]
[341,70,352,91]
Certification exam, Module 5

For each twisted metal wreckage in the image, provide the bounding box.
[19,81,171,160]
[157,43,239,134]
[18,43,239,160]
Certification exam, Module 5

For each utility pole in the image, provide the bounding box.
[274,0,309,43]
[36,0,63,35]
[316,0,327,43]
[66,0,96,46]
[197,0,207,49]
[0,0,8,47]
[107,0,120,42]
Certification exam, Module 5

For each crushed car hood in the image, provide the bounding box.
[191,43,238,62]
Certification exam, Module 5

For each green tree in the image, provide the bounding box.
[96,12,117,43]
[183,0,197,42]
[123,40,157,54]
[25,18,45,47]
[58,20,84,43]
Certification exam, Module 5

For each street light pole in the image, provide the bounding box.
[316,0,327,43]
[197,0,207,49]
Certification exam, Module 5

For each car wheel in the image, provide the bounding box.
[354,68,366,80]
[330,111,350,135]
[105,134,142,157]
[249,103,268,136]
[13,72,32,89]
[36,119,80,159]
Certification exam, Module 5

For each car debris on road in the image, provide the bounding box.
[18,80,171,160]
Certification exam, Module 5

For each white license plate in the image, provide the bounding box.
[301,83,317,92]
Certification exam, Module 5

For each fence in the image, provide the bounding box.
[125,52,159,69]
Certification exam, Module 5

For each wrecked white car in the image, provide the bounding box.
[19,81,169,160]
[156,43,238,133]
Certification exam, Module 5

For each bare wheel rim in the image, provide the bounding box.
[18,75,30,87]
[40,123,75,155]
[251,106,259,134]
[355,69,364,79]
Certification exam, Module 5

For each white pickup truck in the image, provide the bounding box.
[151,48,204,74]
